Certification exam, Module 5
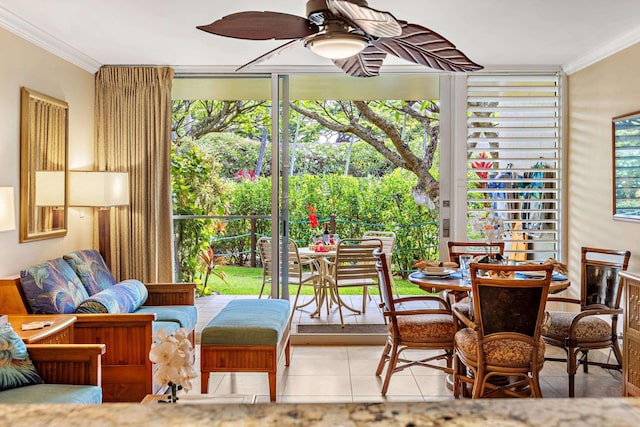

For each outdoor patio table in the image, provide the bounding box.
[298,247,338,318]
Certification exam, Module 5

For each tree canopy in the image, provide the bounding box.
[172,98,440,207]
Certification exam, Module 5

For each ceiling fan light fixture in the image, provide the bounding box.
[306,32,368,59]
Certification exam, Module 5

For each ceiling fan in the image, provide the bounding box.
[197,0,482,77]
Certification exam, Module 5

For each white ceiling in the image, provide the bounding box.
[2,0,640,75]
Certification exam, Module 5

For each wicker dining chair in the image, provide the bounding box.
[446,241,506,318]
[374,249,456,395]
[447,241,505,264]
[453,262,553,398]
[542,246,630,397]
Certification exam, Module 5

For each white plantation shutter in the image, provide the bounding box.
[466,73,562,261]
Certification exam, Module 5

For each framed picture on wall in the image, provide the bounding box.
[613,110,640,221]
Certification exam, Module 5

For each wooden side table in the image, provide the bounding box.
[8,314,76,344]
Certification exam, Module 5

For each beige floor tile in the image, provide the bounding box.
[351,374,422,397]
[380,395,428,402]
[414,374,451,397]
[287,358,350,376]
[280,374,352,396]
[292,345,349,360]
[347,345,385,360]
[278,395,353,403]
[210,373,271,396]
[352,358,413,377]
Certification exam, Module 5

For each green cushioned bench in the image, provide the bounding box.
[200,299,291,401]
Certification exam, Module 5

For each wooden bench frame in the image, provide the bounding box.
[200,322,291,402]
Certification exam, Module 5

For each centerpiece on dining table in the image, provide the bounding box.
[470,208,507,264]
[306,205,338,251]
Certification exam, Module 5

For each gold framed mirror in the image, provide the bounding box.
[19,87,68,242]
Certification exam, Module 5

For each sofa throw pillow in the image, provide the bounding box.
[63,249,116,295]
[0,323,43,392]
[75,279,149,314]
[20,258,90,314]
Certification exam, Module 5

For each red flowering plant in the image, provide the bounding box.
[470,152,493,188]
[306,205,323,243]
[234,169,255,182]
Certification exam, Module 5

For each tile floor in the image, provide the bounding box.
[187,294,622,403]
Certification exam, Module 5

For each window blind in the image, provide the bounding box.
[466,73,562,261]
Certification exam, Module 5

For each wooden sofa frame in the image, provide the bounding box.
[28,343,106,387]
[0,277,195,403]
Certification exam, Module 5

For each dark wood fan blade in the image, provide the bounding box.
[333,45,387,77]
[327,0,402,38]
[237,39,305,72]
[373,23,483,72]
[197,12,319,40]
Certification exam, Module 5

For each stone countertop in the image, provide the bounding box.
[1,398,640,427]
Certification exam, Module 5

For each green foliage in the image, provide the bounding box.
[195,246,229,297]
[206,266,422,296]
[195,132,272,178]
[211,170,439,277]
[171,139,231,282]
[194,131,396,179]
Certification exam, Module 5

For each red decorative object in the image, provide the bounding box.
[306,205,319,228]
[471,152,493,187]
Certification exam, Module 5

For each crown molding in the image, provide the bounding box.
[0,6,101,73]
[563,26,640,75]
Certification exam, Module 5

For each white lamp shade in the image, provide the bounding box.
[35,171,65,206]
[0,187,16,232]
[306,33,368,59]
[70,171,129,207]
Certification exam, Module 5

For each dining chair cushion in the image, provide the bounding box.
[455,328,546,368]
[396,314,456,343]
[544,311,612,342]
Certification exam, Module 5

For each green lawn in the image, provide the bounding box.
[204,265,423,296]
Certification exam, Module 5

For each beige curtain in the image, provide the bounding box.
[95,66,174,282]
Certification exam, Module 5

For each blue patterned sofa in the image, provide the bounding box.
[0,249,196,403]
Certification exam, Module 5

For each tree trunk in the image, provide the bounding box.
[255,127,268,177]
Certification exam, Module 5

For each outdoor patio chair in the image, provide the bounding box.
[363,230,397,297]
[322,238,382,327]
[374,249,456,396]
[453,262,553,398]
[256,237,321,313]
[542,246,631,397]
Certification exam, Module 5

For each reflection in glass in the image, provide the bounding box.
[20,87,68,242]
[613,111,640,221]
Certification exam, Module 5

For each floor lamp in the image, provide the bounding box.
[0,187,16,232]
[70,171,129,268]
